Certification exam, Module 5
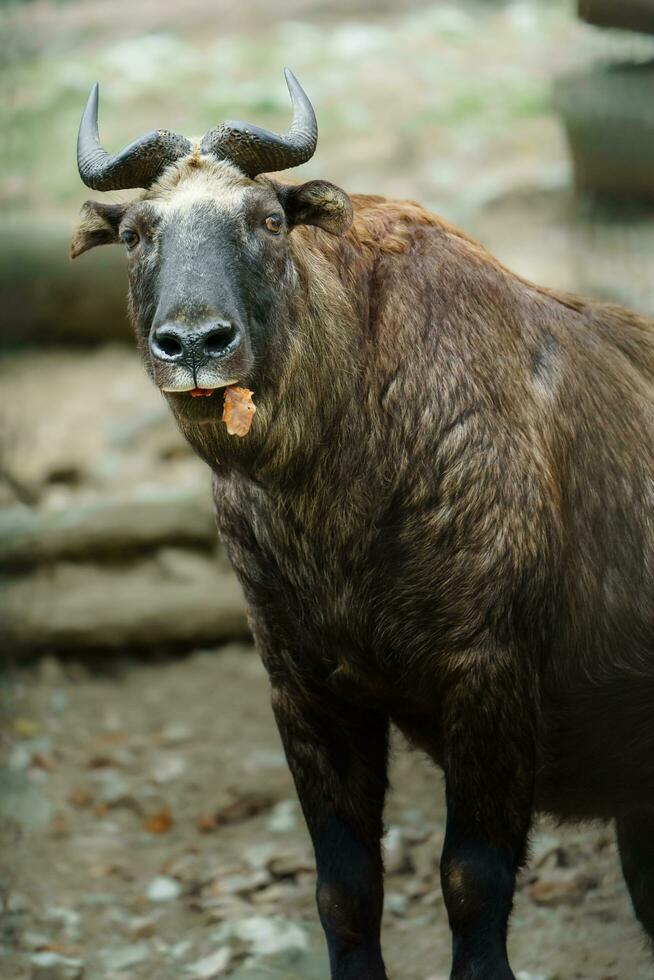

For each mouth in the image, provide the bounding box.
[160,379,239,395]
[164,381,257,437]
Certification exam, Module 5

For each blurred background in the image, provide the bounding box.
[2,1,654,978]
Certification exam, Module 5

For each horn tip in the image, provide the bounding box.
[83,81,100,113]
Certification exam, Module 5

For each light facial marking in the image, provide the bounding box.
[145,154,255,217]
[125,153,291,401]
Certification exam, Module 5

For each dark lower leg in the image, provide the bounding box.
[616,809,654,944]
[441,827,517,979]
[271,682,389,980]
[439,659,535,980]
[315,815,386,979]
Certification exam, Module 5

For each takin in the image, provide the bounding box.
[71,70,654,980]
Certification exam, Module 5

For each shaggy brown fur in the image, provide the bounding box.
[73,161,654,980]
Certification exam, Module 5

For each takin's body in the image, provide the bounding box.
[75,161,654,980]
[215,193,654,818]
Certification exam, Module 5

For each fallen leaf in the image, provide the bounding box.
[68,790,93,808]
[142,808,173,834]
[214,792,274,826]
[222,386,256,437]
[87,754,118,769]
[50,814,69,837]
[14,718,39,738]
[196,812,218,833]
[527,869,596,907]
[38,943,77,956]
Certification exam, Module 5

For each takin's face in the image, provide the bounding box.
[71,155,352,420]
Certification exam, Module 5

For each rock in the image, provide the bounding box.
[95,772,133,808]
[228,916,308,956]
[146,875,182,902]
[30,951,84,979]
[529,828,565,866]
[3,548,248,652]
[516,972,554,980]
[250,881,299,908]
[151,754,187,784]
[43,907,81,932]
[39,656,66,684]
[267,848,314,879]
[420,888,443,907]
[187,947,232,978]
[23,931,51,950]
[243,748,287,773]
[103,943,150,971]
[8,737,54,772]
[385,891,409,916]
[8,743,34,771]
[266,800,299,834]
[126,916,158,940]
[228,943,325,980]
[244,843,278,870]
[244,917,307,956]
[216,870,271,897]
[382,826,409,875]
[0,767,53,827]
[169,939,193,959]
[49,690,70,713]
[202,895,255,921]
[403,877,431,900]
[7,891,31,913]
[411,838,439,880]
[159,721,193,746]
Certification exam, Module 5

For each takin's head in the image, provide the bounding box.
[71,70,353,432]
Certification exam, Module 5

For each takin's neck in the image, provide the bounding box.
[173,227,376,501]
[175,196,463,514]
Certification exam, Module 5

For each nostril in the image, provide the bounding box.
[203,324,238,357]
[152,328,184,360]
[157,335,183,358]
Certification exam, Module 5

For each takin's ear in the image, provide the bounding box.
[277,180,353,236]
[70,201,128,259]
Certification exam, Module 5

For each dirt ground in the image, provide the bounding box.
[4,1,654,977]
[1,647,652,980]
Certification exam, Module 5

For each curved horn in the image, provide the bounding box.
[199,68,317,178]
[77,83,192,191]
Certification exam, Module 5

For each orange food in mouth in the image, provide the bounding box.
[222,385,256,437]
[190,388,215,398]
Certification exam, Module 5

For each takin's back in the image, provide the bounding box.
[328,195,654,662]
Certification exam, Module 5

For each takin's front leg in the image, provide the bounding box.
[439,659,536,980]
[270,679,390,980]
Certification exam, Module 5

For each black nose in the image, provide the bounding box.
[150,320,239,364]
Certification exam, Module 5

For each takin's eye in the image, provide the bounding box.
[263,214,284,235]
[120,228,140,250]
